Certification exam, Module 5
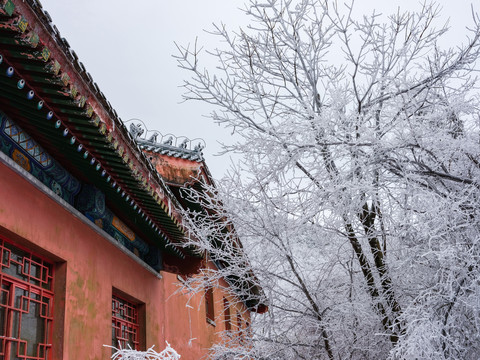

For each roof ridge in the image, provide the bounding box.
[128,122,205,162]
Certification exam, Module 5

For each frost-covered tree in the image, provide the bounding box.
[175,1,480,358]
[107,342,181,360]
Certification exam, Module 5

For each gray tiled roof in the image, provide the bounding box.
[138,139,204,162]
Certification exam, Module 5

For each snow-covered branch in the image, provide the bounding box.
[176,0,480,358]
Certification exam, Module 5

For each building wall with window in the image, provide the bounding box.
[0,156,251,359]
[0,1,265,359]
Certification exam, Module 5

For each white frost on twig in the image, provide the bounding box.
[104,342,181,360]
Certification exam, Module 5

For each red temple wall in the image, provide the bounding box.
[0,160,249,360]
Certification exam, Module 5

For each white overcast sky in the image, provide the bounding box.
[39,0,477,178]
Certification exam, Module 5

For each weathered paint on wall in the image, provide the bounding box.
[0,160,250,359]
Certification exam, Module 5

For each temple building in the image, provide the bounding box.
[0,1,266,359]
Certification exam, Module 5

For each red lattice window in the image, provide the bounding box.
[223,298,231,331]
[236,312,245,342]
[0,238,54,360]
[112,295,139,350]
[205,287,215,326]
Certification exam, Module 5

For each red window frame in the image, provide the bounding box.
[236,312,245,341]
[112,294,140,350]
[0,237,54,360]
[223,298,231,331]
[205,287,215,326]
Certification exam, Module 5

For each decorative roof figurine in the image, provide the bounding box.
[126,120,206,163]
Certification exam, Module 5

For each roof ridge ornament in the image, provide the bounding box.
[129,122,144,140]
[126,119,206,162]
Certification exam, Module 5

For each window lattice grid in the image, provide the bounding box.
[0,241,53,291]
[205,287,215,325]
[223,298,231,331]
[112,295,139,350]
[0,238,54,360]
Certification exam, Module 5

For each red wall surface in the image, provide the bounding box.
[0,160,249,359]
